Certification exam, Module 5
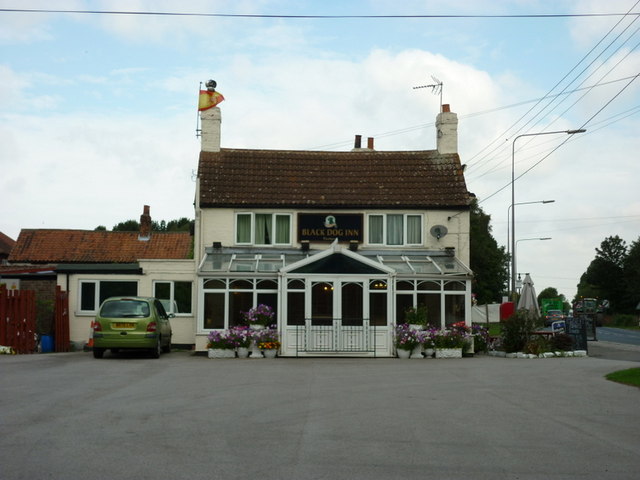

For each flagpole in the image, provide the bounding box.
[196,81,203,137]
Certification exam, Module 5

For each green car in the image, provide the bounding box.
[92,297,173,359]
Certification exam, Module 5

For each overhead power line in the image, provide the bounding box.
[2,8,640,19]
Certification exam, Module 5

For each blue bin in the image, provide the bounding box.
[41,335,54,353]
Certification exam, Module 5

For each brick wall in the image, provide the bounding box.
[21,278,57,335]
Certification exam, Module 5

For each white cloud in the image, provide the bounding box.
[2,0,639,302]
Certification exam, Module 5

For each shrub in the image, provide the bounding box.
[612,314,637,327]
[550,333,574,351]
[404,305,428,326]
[500,310,542,353]
[524,336,550,355]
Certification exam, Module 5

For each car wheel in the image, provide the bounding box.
[162,336,172,354]
[93,348,105,359]
[151,338,161,359]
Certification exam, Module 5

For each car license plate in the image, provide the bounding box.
[113,322,136,329]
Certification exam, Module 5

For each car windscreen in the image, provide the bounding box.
[100,300,150,318]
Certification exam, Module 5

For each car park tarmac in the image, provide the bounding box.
[1,346,638,480]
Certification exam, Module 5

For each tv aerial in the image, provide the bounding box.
[413,75,443,112]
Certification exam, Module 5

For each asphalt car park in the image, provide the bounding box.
[1,346,639,480]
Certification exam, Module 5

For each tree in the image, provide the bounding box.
[104,218,193,233]
[622,237,640,313]
[538,287,569,312]
[469,198,509,304]
[112,219,140,232]
[161,217,193,232]
[596,235,627,267]
[576,235,629,312]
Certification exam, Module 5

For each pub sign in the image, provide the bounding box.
[298,213,363,243]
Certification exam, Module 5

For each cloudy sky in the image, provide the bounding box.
[1,0,639,301]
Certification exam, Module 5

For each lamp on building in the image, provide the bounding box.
[301,240,310,252]
[349,240,359,252]
[511,129,585,299]
[212,241,222,250]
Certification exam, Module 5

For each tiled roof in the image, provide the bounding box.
[0,231,16,256]
[8,229,192,264]
[198,148,471,209]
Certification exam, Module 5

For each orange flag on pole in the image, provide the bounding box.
[198,90,225,111]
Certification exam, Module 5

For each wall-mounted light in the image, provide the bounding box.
[213,241,222,249]
[301,240,310,252]
[349,240,359,251]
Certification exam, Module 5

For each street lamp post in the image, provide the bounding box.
[511,129,585,300]
[506,200,555,293]
[514,237,552,291]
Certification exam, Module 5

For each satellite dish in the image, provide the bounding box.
[430,225,448,240]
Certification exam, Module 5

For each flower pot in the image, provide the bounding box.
[237,347,249,358]
[397,348,411,359]
[249,340,264,358]
[208,348,235,359]
[435,348,463,359]
[410,345,423,359]
[263,349,277,359]
[250,324,265,331]
[424,348,435,358]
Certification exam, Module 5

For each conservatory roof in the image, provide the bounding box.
[198,247,471,277]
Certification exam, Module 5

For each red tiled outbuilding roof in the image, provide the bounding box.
[0,231,16,256]
[8,229,192,264]
[198,148,472,209]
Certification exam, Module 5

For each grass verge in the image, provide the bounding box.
[605,367,640,388]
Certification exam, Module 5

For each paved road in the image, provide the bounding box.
[1,350,639,480]
[596,327,640,346]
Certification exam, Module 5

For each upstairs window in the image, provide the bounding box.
[368,214,422,246]
[236,213,291,246]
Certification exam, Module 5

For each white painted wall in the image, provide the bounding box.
[196,207,470,266]
[58,259,197,347]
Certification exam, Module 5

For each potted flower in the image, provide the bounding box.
[432,329,468,358]
[206,330,235,358]
[256,328,280,358]
[393,323,420,359]
[242,304,275,329]
[227,326,252,358]
[422,327,437,358]
[471,324,490,354]
[405,305,428,330]
[452,321,474,355]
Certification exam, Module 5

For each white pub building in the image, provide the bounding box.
[193,99,474,357]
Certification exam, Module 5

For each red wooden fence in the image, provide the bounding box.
[54,286,70,352]
[0,285,37,354]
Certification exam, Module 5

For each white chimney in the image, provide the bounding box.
[200,107,221,152]
[436,104,458,154]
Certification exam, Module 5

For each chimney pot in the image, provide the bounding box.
[139,205,151,241]
[367,137,374,150]
[442,104,450,113]
[354,135,362,149]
